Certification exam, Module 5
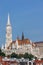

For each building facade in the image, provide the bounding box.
[1,14,41,58]
[34,42,43,58]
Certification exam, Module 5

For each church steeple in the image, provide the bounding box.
[22,32,24,40]
[5,13,12,48]
[7,13,11,25]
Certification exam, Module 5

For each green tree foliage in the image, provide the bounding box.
[0,48,2,52]
[0,48,5,57]
[18,54,24,58]
[24,53,29,58]
[11,53,18,58]
[41,58,43,60]
[28,54,34,60]
[10,52,34,60]
[24,53,34,60]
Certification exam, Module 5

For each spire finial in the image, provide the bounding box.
[22,32,24,40]
[7,13,11,25]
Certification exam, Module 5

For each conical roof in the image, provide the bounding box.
[7,13,11,25]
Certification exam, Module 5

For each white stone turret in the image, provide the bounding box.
[7,13,11,25]
[16,39,18,49]
[30,40,32,44]
[1,44,4,49]
[5,13,12,49]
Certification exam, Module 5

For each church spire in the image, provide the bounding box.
[5,13,12,48]
[7,13,11,25]
[22,32,24,40]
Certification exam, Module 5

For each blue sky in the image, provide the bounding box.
[0,0,43,47]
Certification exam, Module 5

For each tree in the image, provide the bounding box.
[10,52,35,60]
[18,54,24,58]
[24,53,34,60]
[1,52,5,57]
[24,53,29,59]
[10,53,18,58]
[41,58,43,60]
[0,48,2,52]
[0,48,5,57]
[28,54,34,60]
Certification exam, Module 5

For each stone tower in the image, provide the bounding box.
[5,14,12,49]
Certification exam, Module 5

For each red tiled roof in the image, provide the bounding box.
[7,39,31,49]
[35,60,43,63]
[11,39,30,45]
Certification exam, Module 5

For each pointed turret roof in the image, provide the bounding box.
[22,32,24,40]
[7,13,11,25]
[1,44,4,49]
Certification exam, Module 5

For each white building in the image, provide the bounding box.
[1,14,40,58]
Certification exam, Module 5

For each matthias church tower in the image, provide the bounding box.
[5,14,12,49]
